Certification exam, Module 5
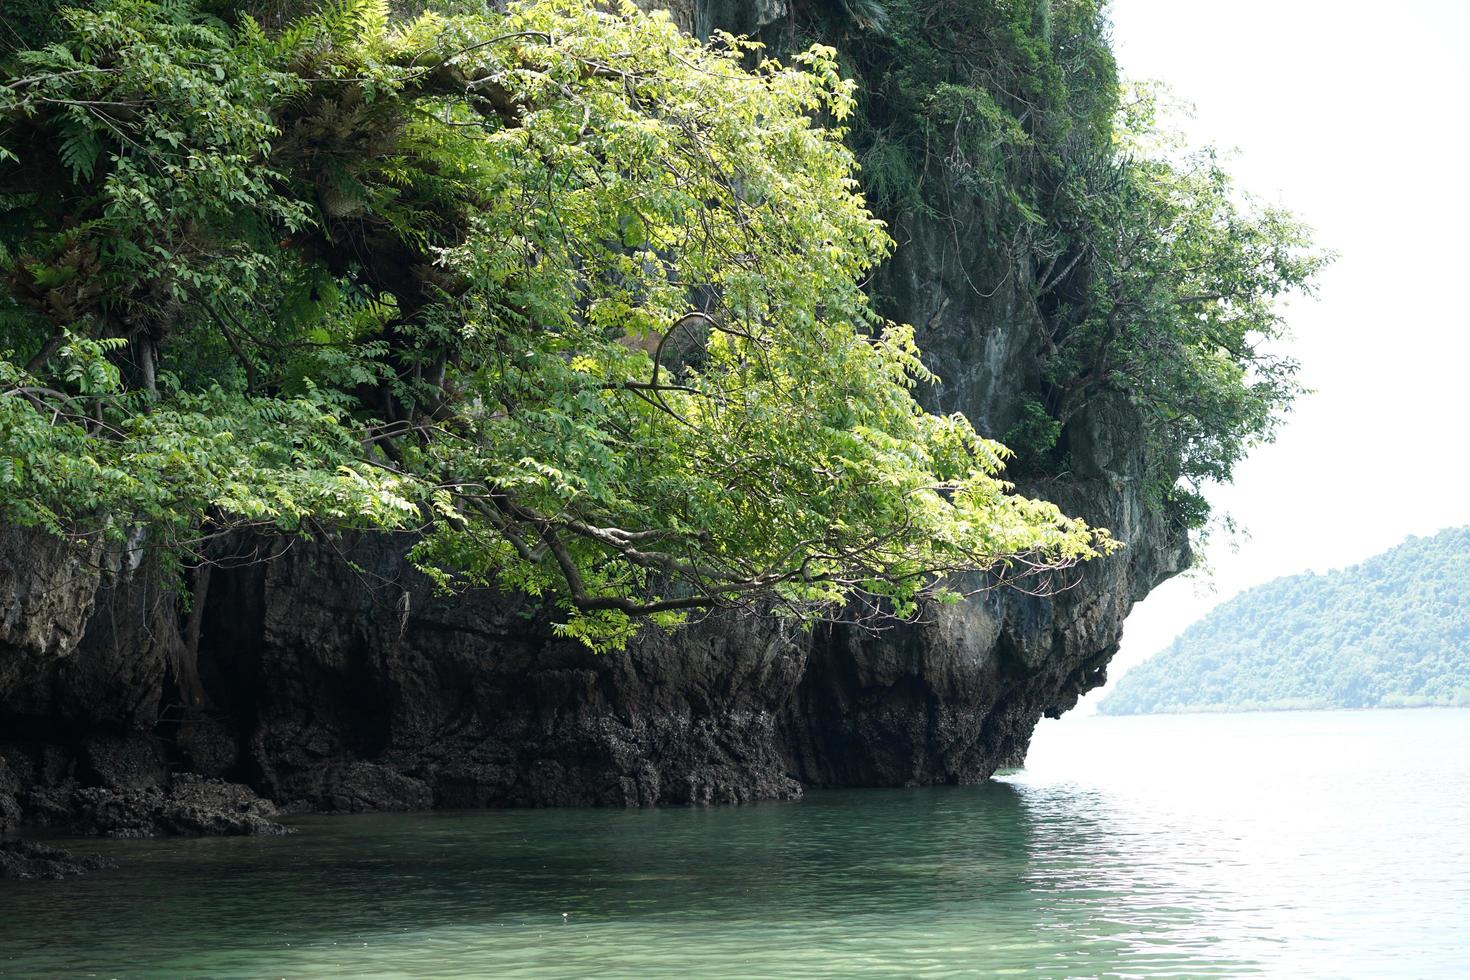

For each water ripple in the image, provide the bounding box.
[2,709,1466,977]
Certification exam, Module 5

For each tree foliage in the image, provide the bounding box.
[0,0,1114,649]
[1100,527,1470,715]
[833,0,1326,530]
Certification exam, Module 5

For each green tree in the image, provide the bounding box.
[833,2,1325,531]
[1039,89,1326,521]
[0,0,1113,651]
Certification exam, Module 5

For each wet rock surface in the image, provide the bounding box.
[216,539,807,810]
[0,840,114,880]
[23,776,290,838]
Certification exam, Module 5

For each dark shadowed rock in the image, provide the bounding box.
[203,536,805,810]
[0,840,114,880]
[23,776,289,838]
[0,756,21,831]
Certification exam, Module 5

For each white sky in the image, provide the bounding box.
[1090,0,1470,696]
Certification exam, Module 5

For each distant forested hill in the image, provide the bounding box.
[1099,527,1470,714]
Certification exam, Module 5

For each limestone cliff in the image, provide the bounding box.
[0,240,1184,825]
[0,0,1187,829]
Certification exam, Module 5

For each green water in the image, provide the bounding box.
[3,709,1468,977]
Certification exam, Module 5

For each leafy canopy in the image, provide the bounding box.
[833,0,1325,535]
[0,0,1112,649]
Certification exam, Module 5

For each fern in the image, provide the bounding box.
[57,115,103,183]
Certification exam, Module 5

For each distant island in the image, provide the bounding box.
[1099,527,1470,715]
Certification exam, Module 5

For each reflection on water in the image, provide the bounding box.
[3,709,1467,977]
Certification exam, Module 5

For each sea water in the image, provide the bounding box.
[2,708,1467,977]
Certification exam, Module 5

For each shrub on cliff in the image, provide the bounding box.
[0,0,1114,650]
[837,1,1326,532]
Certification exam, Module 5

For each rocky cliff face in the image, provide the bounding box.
[0,269,1184,827]
[0,0,1187,831]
